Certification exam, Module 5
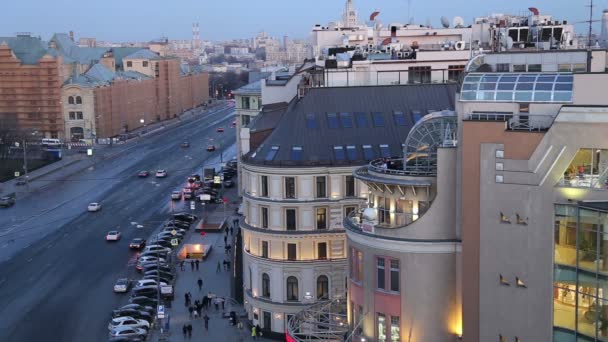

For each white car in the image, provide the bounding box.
[113,278,131,293]
[88,202,102,212]
[106,231,121,241]
[170,191,181,200]
[108,326,147,339]
[108,316,150,331]
[138,256,166,264]
[136,279,168,287]
[143,245,171,254]
[155,170,167,178]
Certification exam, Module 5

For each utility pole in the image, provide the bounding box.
[586,0,596,72]
[22,138,28,190]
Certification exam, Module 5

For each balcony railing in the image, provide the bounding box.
[464,112,555,132]
[344,209,417,231]
[286,295,348,342]
[244,248,347,264]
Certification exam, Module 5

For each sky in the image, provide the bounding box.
[1,0,607,42]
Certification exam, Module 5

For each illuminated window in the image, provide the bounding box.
[390,316,400,342]
[316,208,327,229]
[261,241,268,258]
[377,313,387,342]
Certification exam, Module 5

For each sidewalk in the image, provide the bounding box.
[0,101,229,198]
[150,187,273,342]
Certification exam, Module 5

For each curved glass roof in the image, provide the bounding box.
[403,110,457,174]
[461,73,573,103]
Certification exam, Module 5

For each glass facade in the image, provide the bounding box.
[554,204,608,341]
[461,73,573,103]
[559,149,608,189]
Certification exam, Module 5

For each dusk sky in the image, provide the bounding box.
[2,0,606,42]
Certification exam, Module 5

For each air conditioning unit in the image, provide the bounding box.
[396,51,403,59]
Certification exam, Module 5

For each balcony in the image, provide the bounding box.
[243,248,347,266]
[464,112,555,132]
[240,219,346,236]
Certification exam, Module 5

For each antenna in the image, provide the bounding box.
[441,16,450,28]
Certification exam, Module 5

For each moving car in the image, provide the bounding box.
[108,327,147,339]
[180,142,190,148]
[216,127,224,132]
[106,231,121,241]
[170,191,181,200]
[183,191,193,200]
[129,238,146,249]
[108,317,150,331]
[87,202,102,212]
[206,145,216,152]
[155,170,167,178]
[113,278,131,293]
[137,171,149,178]
[0,196,15,208]
[172,212,197,223]
[223,180,234,188]
[15,179,27,186]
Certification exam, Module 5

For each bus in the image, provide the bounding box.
[41,138,61,148]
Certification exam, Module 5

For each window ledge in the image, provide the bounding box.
[374,289,400,296]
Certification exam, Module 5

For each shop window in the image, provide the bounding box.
[390,316,400,342]
[516,277,526,288]
[377,258,385,290]
[500,274,510,286]
[377,313,387,342]
[262,273,270,297]
[286,276,298,301]
[317,275,329,299]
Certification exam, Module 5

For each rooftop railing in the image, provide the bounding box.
[464,112,556,132]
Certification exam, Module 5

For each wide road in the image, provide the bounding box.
[0,103,237,342]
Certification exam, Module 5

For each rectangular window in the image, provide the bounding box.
[262,241,269,258]
[408,66,431,84]
[284,177,295,199]
[265,146,279,161]
[572,63,587,72]
[287,243,297,260]
[411,110,423,123]
[286,209,296,231]
[357,250,363,282]
[390,316,400,342]
[362,145,374,160]
[306,113,317,128]
[69,112,76,120]
[142,61,149,67]
[317,242,327,260]
[558,64,572,72]
[527,64,542,72]
[327,113,339,128]
[380,144,391,158]
[393,111,406,126]
[372,112,385,127]
[339,112,353,128]
[316,208,327,229]
[390,260,400,292]
[377,258,386,290]
[345,206,356,218]
[261,207,269,228]
[241,96,250,109]
[334,146,345,160]
[448,65,464,82]
[377,313,387,342]
[126,61,132,67]
[512,64,526,72]
[315,176,327,198]
[495,63,510,72]
[346,145,357,160]
[291,146,302,161]
[260,176,268,197]
[76,112,83,120]
[345,175,355,197]
[354,112,368,127]
[241,115,251,126]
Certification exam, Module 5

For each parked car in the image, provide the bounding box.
[138,256,165,264]
[180,142,190,148]
[164,220,190,229]
[106,231,121,241]
[170,191,181,200]
[226,160,237,168]
[108,327,147,339]
[223,180,234,188]
[145,239,173,250]
[206,145,216,152]
[143,245,171,254]
[114,304,155,316]
[137,171,149,178]
[172,212,197,223]
[183,192,193,200]
[136,279,168,288]
[160,227,186,235]
[0,196,15,208]
[155,170,167,178]
[216,127,224,132]
[87,202,102,212]
[113,278,131,293]
[111,309,153,323]
[129,296,158,307]
[129,238,146,249]
[137,251,168,259]
[143,269,174,280]
[108,317,150,331]
[130,286,159,298]
[108,336,145,342]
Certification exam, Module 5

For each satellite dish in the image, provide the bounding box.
[453,16,465,28]
[441,16,450,28]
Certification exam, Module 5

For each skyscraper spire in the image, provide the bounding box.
[343,0,358,27]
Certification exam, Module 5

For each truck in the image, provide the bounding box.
[203,168,215,182]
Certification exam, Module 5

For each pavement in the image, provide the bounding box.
[0,101,240,342]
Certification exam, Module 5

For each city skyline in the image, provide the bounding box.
[1,0,605,42]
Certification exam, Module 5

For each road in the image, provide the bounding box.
[0,103,237,342]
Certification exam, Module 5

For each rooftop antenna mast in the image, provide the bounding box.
[585,0,598,71]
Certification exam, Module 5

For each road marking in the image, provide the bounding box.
[27,258,33,263]
[130,221,138,225]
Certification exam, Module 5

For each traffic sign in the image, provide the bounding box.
[171,229,177,236]
[14,172,20,177]
[170,238,179,247]
[200,194,211,201]
[157,305,165,319]
[190,201,195,210]
[214,176,221,184]
[87,148,93,156]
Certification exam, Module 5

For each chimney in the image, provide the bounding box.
[69,31,74,41]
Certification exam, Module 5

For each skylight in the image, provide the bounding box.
[379,144,391,158]
[265,145,279,161]
[339,112,353,128]
[334,146,345,160]
[411,110,423,123]
[327,113,339,129]
[393,111,406,126]
[306,113,317,129]
[355,112,368,127]
[346,145,357,160]
[371,112,385,127]
[362,145,374,160]
[291,146,302,161]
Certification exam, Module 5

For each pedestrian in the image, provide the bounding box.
[214,297,219,311]
[187,324,192,338]
[182,324,187,338]
[202,296,208,309]
[227,260,231,270]
[180,260,185,271]
[256,324,262,337]
[184,293,189,307]
[223,260,227,270]
[252,326,257,340]
[223,235,228,245]
[230,226,234,235]
[197,278,203,291]
[195,259,200,270]
[190,260,195,271]
[220,296,225,310]
[216,261,221,273]
[203,314,209,331]
[193,309,199,319]
[196,302,203,317]
[188,305,194,318]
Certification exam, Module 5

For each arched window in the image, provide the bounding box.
[76,96,82,104]
[68,96,74,104]
[317,275,329,300]
[262,273,270,298]
[286,276,298,301]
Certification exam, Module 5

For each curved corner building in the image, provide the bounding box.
[345,111,463,342]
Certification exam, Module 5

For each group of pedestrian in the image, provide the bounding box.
[222,259,231,270]
[182,323,192,338]
[251,324,262,339]
[180,258,200,272]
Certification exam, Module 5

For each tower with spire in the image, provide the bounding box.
[343,0,358,27]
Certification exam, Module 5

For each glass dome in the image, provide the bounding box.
[403,110,457,174]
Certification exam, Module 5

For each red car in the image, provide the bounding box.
[216,127,224,133]
[231,120,236,127]
[137,171,149,178]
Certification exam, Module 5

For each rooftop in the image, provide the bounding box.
[233,80,262,95]
[0,36,49,65]
[242,83,457,167]
[124,49,161,60]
